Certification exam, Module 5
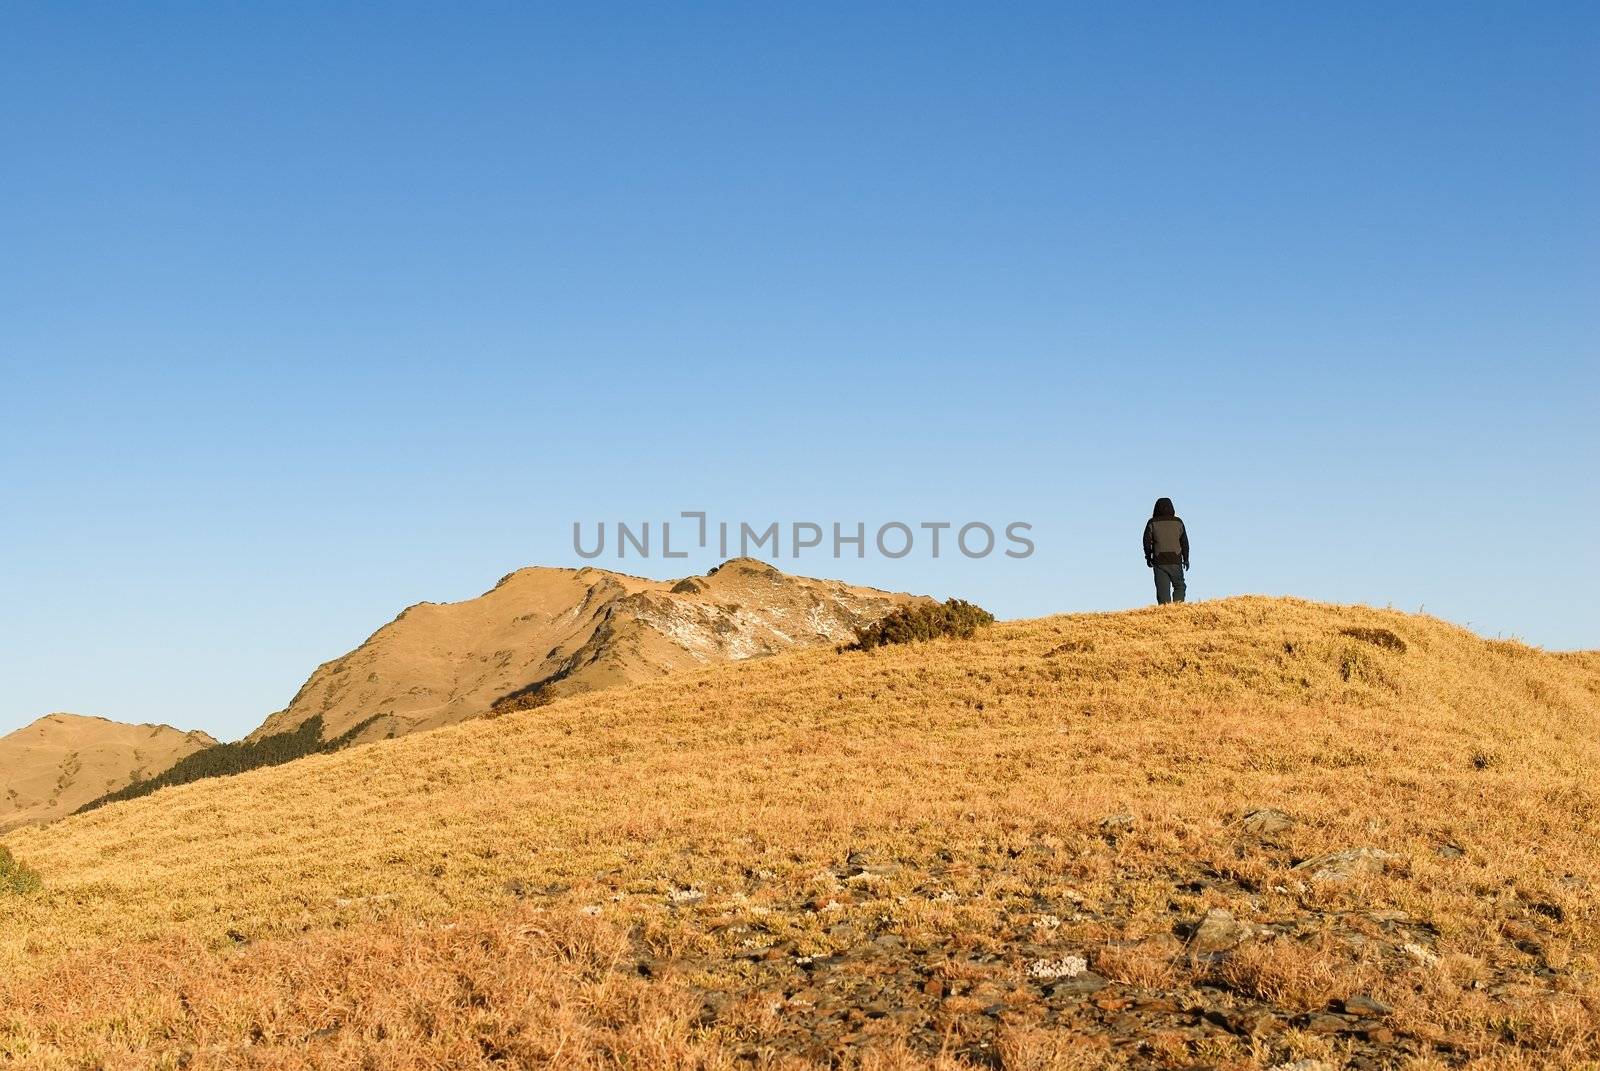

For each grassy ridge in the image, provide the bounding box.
[76,714,385,813]
[3,597,1598,1069]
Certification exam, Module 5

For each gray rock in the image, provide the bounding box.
[1343,994,1393,1017]
[1099,814,1135,834]
[1300,1011,1355,1034]
[1209,1007,1280,1036]
[1239,808,1294,836]
[1190,908,1252,953]
[1046,971,1108,996]
[1291,847,1401,882]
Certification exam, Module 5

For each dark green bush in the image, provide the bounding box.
[0,846,41,896]
[77,713,382,814]
[846,598,996,652]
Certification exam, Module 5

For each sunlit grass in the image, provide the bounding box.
[2,596,1597,1069]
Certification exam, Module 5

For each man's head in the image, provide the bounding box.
[1152,497,1176,519]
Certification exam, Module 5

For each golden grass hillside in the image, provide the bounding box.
[2,597,1598,1070]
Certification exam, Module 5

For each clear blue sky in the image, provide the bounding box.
[2,3,1595,740]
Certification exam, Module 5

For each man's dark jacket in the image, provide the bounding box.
[1143,515,1189,568]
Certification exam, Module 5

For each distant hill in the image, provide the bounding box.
[0,714,215,832]
[247,557,921,745]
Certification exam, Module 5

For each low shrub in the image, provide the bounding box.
[846,598,995,652]
[1339,626,1407,653]
[492,661,581,716]
[0,846,41,896]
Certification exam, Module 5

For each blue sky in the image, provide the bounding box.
[2,3,1595,740]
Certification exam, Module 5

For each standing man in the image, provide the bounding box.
[1143,498,1190,604]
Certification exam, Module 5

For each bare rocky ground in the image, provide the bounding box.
[506,810,1585,1069]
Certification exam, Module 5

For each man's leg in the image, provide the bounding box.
[1171,565,1186,603]
[1153,566,1171,604]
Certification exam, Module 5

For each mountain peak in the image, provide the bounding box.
[245,560,921,746]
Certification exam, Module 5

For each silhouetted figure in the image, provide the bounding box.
[1143,498,1189,604]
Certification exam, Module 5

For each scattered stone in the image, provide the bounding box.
[1046,971,1107,996]
[1026,954,1087,980]
[1099,814,1135,835]
[1239,808,1294,836]
[1299,1011,1352,1033]
[579,904,603,917]
[1210,1007,1280,1036]
[1401,941,1438,965]
[549,852,1475,1066]
[1342,994,1393,1017]
[1189,908,1251,953]
[1291,847,1402,882]
[1131,996,1178,1014]
[1436,842,1465,858]
[1135,932,1185,957]
[1270,1061,1338,1071]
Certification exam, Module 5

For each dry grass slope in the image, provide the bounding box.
[3,597,1598,1070]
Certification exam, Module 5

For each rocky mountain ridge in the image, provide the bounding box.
[246,557,920,744]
